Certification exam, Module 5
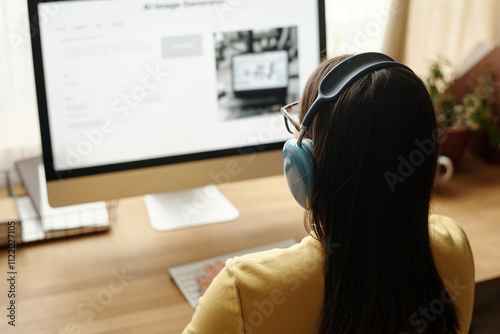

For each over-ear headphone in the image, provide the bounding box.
[282,52,413,209]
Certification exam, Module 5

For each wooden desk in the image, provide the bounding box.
[0,152,499,334]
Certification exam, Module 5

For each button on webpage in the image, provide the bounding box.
[161,35,203,58]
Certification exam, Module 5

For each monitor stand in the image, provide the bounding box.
[144,185,239,231]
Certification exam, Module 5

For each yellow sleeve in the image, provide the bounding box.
[182,258,244,334]
[429,215,475,334]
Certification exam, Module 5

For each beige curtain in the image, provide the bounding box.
[0,0,41,178]
[381,0,500,76]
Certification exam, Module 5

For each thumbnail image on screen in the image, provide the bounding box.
[214,27,299,122]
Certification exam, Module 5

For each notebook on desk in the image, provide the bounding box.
[14,158,110,242]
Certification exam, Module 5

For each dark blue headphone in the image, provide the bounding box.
[282,52,412,209]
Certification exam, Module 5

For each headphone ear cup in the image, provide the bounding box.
[282,138,314,209]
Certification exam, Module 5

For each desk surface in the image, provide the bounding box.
[1,152,499,334]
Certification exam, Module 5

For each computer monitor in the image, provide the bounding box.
[28,0,326,230]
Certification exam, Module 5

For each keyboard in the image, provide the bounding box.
[169,239,297,308]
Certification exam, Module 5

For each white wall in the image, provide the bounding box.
[325,0,392,57]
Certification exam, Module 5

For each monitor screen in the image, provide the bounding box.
[29,0,326,211]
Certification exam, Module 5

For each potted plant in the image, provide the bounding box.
[464,70,500,163]
[425,60,473,166]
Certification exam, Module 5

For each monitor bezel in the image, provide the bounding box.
[28,0,327,182]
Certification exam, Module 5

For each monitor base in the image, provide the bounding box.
[144,185,239,231]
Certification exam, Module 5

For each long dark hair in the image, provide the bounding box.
[299,55,460,333]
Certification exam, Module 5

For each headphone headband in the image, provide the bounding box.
[300,53,413,130]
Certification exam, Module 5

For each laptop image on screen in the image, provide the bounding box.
[231,50,289,104]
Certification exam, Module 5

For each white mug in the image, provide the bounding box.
[437,155,454,182]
